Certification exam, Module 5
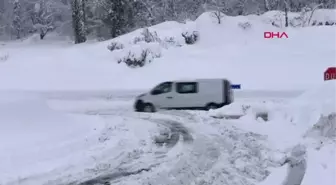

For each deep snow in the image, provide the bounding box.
[0,10,335,91]
[0,9,335,185]
[211,81,336,185]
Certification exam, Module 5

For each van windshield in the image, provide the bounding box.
[151,82,172,95]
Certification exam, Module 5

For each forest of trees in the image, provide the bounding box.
[0,0,334,43]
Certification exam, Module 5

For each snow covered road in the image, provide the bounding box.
[0,89,322,185]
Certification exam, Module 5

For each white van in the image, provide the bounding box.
[134,78,233,112]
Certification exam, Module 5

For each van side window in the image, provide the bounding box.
[176,82,198,94]
[151,82,172,95]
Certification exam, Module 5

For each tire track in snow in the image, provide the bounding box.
[11,91,296,185]
[145,118,194,148]
[140,135,221,185]
[125,111,223,185]
[123,111,287,185]
[61,117,194,185]
[281,144,307,185]
[71,166,156,185]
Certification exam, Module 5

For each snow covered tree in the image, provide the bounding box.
[0,0,335,41]
[12,0,22,39]
[50,0,72,36]
[89,0,130,39]
[71,0,86,44]
[30,0,54,39]
[206,0,226,24]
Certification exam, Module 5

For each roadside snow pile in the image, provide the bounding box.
[304,113,336,139]
[210,81,335,127]
[208,100,304,149]
[208,101,275,122]
[256,81,336,185]
[300,143,335,185]
[208,103,249,119]
[292,80,336,115]
[0,92,165,185]
[0,92,105,184]
[292,81,336,138]
[258,144,308,185]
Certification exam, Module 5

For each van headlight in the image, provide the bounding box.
[137,93,146,98]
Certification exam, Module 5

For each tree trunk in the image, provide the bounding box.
[284,0,289,27]
[71,0,86,44]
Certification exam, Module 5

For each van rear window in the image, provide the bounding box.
[176,82,198,94]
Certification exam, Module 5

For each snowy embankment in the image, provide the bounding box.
[0,92,164,185]
[0,10,335,91]
[210,81,336,185]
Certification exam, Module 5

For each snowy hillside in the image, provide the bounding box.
[0,10,335,91]
[0,9,335,185]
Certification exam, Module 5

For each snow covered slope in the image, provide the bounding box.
[0,9,335,185]
[0,10,335,91]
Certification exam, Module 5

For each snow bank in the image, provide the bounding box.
[0,92,105,183]
[300,81,336,139]
[0,92,165,185]
[301,143,336,185]
[292,80,336,116]
[0,10,335,91]
[210,81,335,151]
[258,164,289,185]
[208,101,270,119]
[209,100,304,150]
[250,81,336,185]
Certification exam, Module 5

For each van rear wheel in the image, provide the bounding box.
[143,103,155,113]
[205,103,219,111]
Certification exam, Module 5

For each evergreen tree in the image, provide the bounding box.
[71,0,86,44]
[12,0,22,39]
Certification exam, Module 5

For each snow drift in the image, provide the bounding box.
[208,81,335,185]
[0,92,165,185]
[0,92,105,183]
[0,10,335,91]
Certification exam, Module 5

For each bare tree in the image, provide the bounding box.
[307,3,323,26]
[30,0,55,39]
[207,0,225,24]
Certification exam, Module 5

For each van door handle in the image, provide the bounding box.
[166,96,173,99]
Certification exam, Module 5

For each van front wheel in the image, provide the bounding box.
[143,103,155,113]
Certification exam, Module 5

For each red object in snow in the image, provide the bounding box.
[324,67,336,81]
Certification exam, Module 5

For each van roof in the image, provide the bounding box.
[173,78,227,82]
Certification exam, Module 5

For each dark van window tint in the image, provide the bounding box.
[176,82,198,94]
[151,82,172,95]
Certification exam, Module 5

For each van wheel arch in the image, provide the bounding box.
[135,100,145,112]
[143,103,156,112]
